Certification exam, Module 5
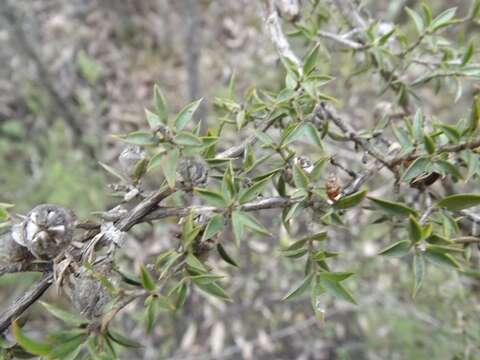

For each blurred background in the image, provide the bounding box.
[1,0,479,359]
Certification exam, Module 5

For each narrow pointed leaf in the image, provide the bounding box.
[368,197,418,216]
[216,243,239,267]
[175,99,202,131]
[436,193,480,211]
[334,189,367,209]
[282,273,314,301]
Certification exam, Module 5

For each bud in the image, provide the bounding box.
[294,156,314,174]
[11,204,76,260]
[325,173,342,201]
[177,156,208,188]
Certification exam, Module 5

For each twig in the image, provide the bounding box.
[317,30,369,50]
[264,0,302,73]
[0,273,53,333]
[451,236,480,245]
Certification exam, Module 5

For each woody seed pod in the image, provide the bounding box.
[11,204,76,260]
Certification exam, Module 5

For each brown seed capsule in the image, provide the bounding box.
[11,204,76,260]
[326,173,342,201]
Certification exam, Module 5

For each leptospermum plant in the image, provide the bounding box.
[1,0,480,358]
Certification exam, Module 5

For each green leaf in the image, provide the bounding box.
[202,214,224,241]
[145,108,162,130]
[412,252,425,298]
[236,211,271,236]
[231,210,244,245]
[368,197,418,216]
[216,243,239,267]
[40,302,88,326]
[190,274,225,285]
[174,282,188,310]
[466,95,480,134]
[238,176,271,204]
[174,132,203,146]
[193,279,231,301]
[283,238,309,252]
[281,122,307,147]
[431,7,457,30]
[174,99,202,131]
[144,296,157,333]
[405,7,425,33]
[255,130,274,146]
[408,215,423,243]
[185,254,207,274]
[322,280,357,304]
[139,266,156,291]
[436,193,480,211]
[154,85,168,124]
[402,156,431,182]
[12,321,52,356]
[412,109,424,141]
[292,165,309,190]
[99,162,129,183]
[303,122,323,149]
[194,188,227,207]
[48,334,86,359]
[333,189,367,209]
[108,330,142,349]
[282,273,314,301]
[147,149,167,171]
[421,3,433,25]
[461,40,475,67]
[379,240,411,256]
[425,250,461,269]
[433,160,462,180]
[161,148,179,188]
[423,134,435,154]
[300,231,328,242]
[318,272,354,282]
[0,208,8,222]
[303,44,320,75]
[132,157,148,181]
[119,131,158,146]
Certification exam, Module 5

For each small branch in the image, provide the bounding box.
[389,137,480,168]
[264,0,302,72]
[144,196,301,222]
[0,262,51,277]
[317,30,369,50]
[0,273,53,333]
[319,103,393,170]
[451,236,480,245]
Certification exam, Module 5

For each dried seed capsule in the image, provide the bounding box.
[11,204,76,260]
[0,232,31,263]
[67,265,114,319]
[177,156,208,188]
